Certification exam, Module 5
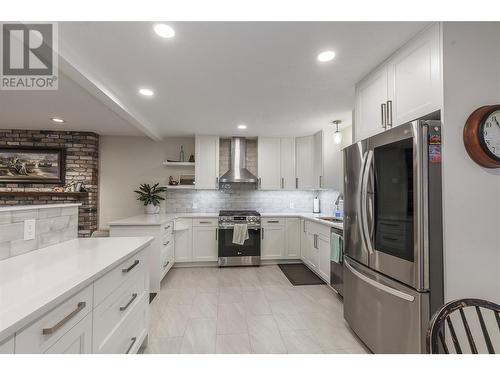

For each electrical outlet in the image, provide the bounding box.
[192,202,198,209]
[24,219,36,240]
[289,202,295,209]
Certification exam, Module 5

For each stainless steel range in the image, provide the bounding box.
[218,210,261,267]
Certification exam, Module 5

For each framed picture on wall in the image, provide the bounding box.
[0,147,65,184]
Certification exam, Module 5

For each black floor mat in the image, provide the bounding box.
[278,263,326,286]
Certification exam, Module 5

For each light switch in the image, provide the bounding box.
[24,219,36,240]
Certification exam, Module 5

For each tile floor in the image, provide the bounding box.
[145,265,370,354]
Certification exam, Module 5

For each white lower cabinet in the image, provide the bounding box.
[301,220,331,284]
[285,218,301,258]
[44,313,93,354]
[109,221,174,293]
[11,247,150,354]
[261,220,286,260]
[317,234,331,284]
[174,218,193,262]
[192,225,218,261]
[0,336,15,354]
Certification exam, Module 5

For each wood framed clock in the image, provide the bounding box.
[463,105,500,168]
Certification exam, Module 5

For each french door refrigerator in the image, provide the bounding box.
[343,120,443,354]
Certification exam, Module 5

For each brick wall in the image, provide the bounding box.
[0,129,99,237]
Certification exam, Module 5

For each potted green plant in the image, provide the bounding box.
[134,183,167,214]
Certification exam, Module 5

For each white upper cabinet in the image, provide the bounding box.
[295,135,315,190]
[257,137,296,190]
[313,131,323,189]
[354,23,442,142]
[387,23,441,126]
[195,135,219,190]
[257,137,282,190]
[321,128,342,191]
[354,65,389,142]
[280,137,296,190]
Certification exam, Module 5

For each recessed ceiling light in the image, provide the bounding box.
[138,88,154,97]
[237,124,247,130]
[51,117,65,123]
[154,23,175,39]
[317,50,336,62]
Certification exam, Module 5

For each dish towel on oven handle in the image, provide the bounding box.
[232,223,249,245]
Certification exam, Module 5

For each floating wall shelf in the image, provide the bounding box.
[162,161,195,167]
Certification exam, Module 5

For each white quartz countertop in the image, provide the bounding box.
[109,212,343,230]
[0,203,81,212]
[0,236,154,342]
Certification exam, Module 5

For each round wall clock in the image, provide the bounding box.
[463,105,500,168]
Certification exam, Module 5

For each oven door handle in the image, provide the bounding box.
[345,258,415,302]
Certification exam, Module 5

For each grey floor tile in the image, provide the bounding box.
[216,302,248,334]
[280,329,323,354]
[216,333,252,354]
[247,315,287,354]
[180,318,217,354]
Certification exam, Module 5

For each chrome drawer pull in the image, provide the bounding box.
[163,261,170,269]
[163,241,170,246]
[125,337,137,354]
[42,302,86,335]
[199,221,212,224]
[122,260,139,273]
[267,220,280,223]
[120,293,138,312]
[164,225,171,230]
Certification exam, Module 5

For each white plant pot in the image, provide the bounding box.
[145,203,160,214]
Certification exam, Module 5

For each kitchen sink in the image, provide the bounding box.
[318,217,343,223]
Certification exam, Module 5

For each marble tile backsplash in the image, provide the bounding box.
[0,205,78,261]
[165,189,340,214]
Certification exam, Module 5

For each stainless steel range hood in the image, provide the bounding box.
[219,137,258,184]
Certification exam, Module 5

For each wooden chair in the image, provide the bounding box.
[427,298,500,354]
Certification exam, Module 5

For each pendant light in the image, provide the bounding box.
[332,120,342,145]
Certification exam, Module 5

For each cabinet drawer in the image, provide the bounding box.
[192,217,218,227]
[305,220,330,238]
[160,233,173,248]
[161,241,174,272]
[44,312,92,354]
[94,249,147,307]
[93,269,148,353]
[0,336,14,354]
[96,292,148,354]
[15,284,93,353]
[262,217,285,226]
[161,221,174,235]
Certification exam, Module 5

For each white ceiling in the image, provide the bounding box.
[1,22,428,139]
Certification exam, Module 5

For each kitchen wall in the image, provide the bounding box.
[99,135,195,227]
[164,189,340,214]
[441,22,500,303]
[0,205,78,260]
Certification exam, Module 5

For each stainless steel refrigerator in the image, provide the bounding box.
[343,119,444,354]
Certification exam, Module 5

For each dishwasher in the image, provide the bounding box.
[330,226,343,297]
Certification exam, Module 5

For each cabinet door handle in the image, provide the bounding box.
[163,240,170,246]
[215,228,218,240]
[295,177,298,189]
[381,103,387,129]
[262,228,264,240]
[199,221,211,224]
[258,177,262,189]
[319,175,322,189]
[125,337,137,354]
[122,260,139,273]
[281,177,284,189]
[42,302,86,335]
[216,177,219,187]
[120,293,138,311]
[267,220,280,223]
[386,100,393,127]
[164,224,171,230]
[163,261,170,269]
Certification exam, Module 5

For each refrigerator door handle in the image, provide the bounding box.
[345,259,415,302]
[360,150,374,255]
